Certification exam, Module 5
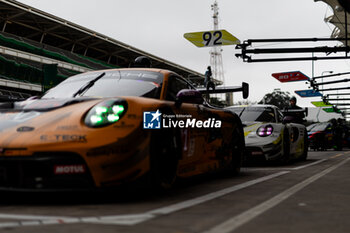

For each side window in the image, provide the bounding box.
[257,108,275,122]
[165,76,191,101]
[277,109,284,123]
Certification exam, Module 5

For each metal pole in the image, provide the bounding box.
[346,10,348,57]
[312,71,350,80]
[321,71,333,91]
[312,52,314,79]
[327,93,350,96]
[318,86,350,92]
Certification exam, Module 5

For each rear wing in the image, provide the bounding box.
[281,107,308,117]
[197,82,249,99]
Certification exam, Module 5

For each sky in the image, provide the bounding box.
[14,0,350,118]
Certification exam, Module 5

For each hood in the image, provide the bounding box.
[4,97,95,112]
[0,97,97,132]
[242,121,262,128]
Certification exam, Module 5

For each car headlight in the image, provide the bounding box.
[85,99,128,128]
[257,125,273,137]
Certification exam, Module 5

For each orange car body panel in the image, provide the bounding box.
[0,68,242,189]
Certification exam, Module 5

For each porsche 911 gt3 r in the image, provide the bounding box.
[0,67,246,191]
[227,105,308,163]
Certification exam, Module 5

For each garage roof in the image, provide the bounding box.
[316,0,350,40]
[0,0,205,82]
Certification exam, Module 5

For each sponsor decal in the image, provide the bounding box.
[40,134,87,143]
[87,144,130,157]
[143,110,161,129]
[0,148,26,156]
[17,126,35,132]
[163,117,221,128]
[143,109,221,129]
[56,125,79,130]
[113,121,135,129]
[54,165,86,175]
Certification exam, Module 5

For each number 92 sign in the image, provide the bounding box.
[184,29,240,48]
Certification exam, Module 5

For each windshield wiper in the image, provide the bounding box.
[238,107,246,118]
[73,72,105,97]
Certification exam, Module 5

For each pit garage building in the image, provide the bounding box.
[0,0,205,100]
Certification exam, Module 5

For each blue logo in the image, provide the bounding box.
[143,110,162,129]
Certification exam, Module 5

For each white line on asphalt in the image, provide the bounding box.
[202,157,350,233]
[147,171,289,216]
[0,213,73,220]
[85,213,155,225]
[0,171,290,228]
[80,171,290,226]
[247,159,327,172]
[246,168,292,171]
[0,157,331,228]
[291,159,327,170]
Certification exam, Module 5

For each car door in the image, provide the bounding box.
[164,75,225,177]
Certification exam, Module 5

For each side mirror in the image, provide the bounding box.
[242,82,249,99]
[175,89,204,107]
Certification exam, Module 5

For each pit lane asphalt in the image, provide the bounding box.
[0,149,348,233]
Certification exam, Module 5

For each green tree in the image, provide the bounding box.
[259,89,291,109]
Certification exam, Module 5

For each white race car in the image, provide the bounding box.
[227,105,308,163]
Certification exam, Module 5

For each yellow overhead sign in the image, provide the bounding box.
[184,30,240,48]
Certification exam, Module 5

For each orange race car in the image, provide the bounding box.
[0,65,247,191]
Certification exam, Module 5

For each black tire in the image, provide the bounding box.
[229,124,245,175]
[281,128,290,164]
[149,128,180,190]
[300,130,308,161]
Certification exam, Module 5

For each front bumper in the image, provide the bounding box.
[245,141,283,162]
[0,152,95,191]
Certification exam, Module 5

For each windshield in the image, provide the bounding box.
[307,123,331,132]
[42,70,163,99]
[306,124,317,131]
[229,107,276,123]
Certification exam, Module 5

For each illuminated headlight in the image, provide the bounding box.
[257,125,274,137]
[85,99,127,127]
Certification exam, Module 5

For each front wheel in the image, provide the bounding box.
[299,130,308,161]
[281,128,291,164]
[149,128,180,190]
[228,124,245,175]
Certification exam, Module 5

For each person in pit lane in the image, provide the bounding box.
[283,96,305,124]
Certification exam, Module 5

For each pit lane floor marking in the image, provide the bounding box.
[0,213,76,221]
[247,158,327,171]
[291,159,327,170]
[330,153,344,159]
[0,171,289,228]
[0,155,333,228]
[202,157,350,233]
